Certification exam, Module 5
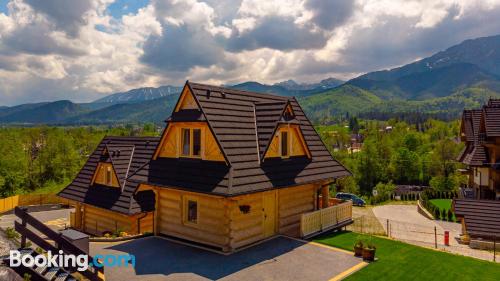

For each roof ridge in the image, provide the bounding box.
[122,146,135,192]
[186,82,232,166]
[188,81,292,100]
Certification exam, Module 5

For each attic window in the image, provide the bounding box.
[181,128,202,158]
[281,131,289,157]
[105,166,112,185]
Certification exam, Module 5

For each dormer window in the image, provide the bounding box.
[281,131,289,158]
[105,166,112,185]
[181,128,202,157]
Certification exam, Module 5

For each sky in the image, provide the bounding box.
[0,0,500,105]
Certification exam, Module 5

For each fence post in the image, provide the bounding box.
[20,209,27,248]
[386,219,390,238]
[434,226,437,249]
[361,216,364,233]
[494,235,497,262]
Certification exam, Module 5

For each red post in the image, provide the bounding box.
[444,231,450,246]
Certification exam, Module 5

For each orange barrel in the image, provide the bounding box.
[444,231,450,246]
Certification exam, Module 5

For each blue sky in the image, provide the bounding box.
[0,0,8,14]
[0,0,499,105]
[106,0,149,18]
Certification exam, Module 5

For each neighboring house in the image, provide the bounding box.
[350,133,363,153]
[58,81,351,252]
[454,99,500,248]
[457,99,500,200]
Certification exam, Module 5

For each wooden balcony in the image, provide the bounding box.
[300,201,353,238]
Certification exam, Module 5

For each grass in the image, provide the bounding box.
[430,199,452,212]
[314,231,500,281]
[429,199,456,221]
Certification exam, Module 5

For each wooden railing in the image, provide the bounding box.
[0,194,71,213]
[300,201,353,238]
[14,207,105,281]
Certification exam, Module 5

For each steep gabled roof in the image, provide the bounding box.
[254,100,290,159]
[462,145,488,166]
[483,106,500,137]
[103,144,135,189]
[453,199,500,236]
[128,81,351,196]
[58,136,159,214]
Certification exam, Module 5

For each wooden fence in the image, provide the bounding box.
[300,201,353,238]
[0,194,70,213]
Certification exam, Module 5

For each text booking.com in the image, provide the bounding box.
[9,250,135,271]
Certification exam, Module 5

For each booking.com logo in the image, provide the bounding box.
[9,250,135,271]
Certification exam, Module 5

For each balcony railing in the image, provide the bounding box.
[300,201,353,238]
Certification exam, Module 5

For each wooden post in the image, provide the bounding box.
[20,209,27,248]
[434,226,437,249]
[321,185,329,209]
[387,219,390,238]
[74,202,82,229]
[492,235,496,262]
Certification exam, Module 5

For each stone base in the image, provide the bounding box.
[470,238,500,251]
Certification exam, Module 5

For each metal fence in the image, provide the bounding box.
[347,215,499,262]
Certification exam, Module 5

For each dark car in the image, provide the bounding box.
[336,192,366,206]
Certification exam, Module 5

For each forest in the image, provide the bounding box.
[0,118,464,200]
[0,124,159,197]
[317,118,465,199]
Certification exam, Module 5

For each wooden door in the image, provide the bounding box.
[262,191,277,238]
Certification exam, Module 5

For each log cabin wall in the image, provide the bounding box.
[228,192,266,250]
[82,204,153,236]
[156,188,231,250]
[277,184,317,237]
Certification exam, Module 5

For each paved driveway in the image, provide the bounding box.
[0,206,72,232]
[91,236,365,281]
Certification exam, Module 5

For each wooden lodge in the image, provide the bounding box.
[454,99,500,247]
[58,81,352,252]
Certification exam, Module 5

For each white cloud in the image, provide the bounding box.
[0,0,500,105]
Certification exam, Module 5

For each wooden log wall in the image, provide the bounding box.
[228,193,265,250]
[277,184,316,237]
[82,204,152,236]
[156,189,230,250]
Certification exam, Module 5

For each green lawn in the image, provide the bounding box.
[430,199,452,212]
[429,199,455,221]
[315,231,500,281]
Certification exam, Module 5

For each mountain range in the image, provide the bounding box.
[1,34,499,125]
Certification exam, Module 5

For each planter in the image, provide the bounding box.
[362,248,376,261]
[354,246,363,257]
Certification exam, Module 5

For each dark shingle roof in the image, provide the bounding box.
[128,81,350,196]
[462,145,488,166]
[483,106,500,137]
[255,101,288,158]
[104,144,135,188]
[58,136,159,214]
[59,81,351,214]
[453,199,500,237]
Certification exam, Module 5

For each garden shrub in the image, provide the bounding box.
[434,208,441,220]
[447,209,454,222]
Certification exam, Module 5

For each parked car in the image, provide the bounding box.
[336,192,366,206]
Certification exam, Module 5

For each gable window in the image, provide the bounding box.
[181,128,202,157]
[106,166,112,185]
[281,131,289,157]
[184,198,198,224]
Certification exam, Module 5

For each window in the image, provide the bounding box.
[181,128,190,156]
[180,128,202,157]
[186,200,198,224]
[193,129,201,156]
[281,131,289,157]
[105,166,112,185]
